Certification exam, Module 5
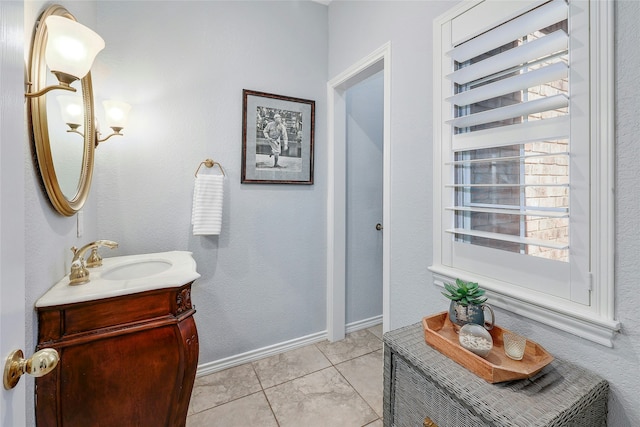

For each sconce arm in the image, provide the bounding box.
[96,128,124,146]
[25,82,77,99]
[67,129,85,137]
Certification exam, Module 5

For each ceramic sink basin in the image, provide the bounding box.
[36,251,201,308]
[101,260,173,281]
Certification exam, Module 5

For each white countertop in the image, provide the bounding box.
[35,251,201,308]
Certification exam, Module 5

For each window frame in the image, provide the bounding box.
[431,0,620,346]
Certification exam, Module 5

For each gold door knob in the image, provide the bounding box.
[3,348,59,390]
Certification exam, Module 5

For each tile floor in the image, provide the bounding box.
[186,325,384,427]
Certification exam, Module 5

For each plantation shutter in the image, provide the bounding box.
[443,0,571,258]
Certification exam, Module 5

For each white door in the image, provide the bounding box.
[1,1,27,424]
[345,71,384,327]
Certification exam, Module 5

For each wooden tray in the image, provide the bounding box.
[422,311,554,383]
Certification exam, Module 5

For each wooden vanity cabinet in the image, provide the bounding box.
[35,282,198,427]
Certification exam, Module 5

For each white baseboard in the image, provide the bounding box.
[196,330,327,378]
[345,315,382,334]
[196,315,383,377]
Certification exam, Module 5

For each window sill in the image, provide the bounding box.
[429,264,621,347]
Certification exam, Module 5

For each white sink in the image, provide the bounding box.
[101,260,173,281]
[36,251,201,308]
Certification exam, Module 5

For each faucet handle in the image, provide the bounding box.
[86,241,118,268]
[69,246,90,285]
[86,247,103,268]
[69,258,89,286]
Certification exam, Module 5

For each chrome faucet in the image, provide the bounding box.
[69,240,118,285]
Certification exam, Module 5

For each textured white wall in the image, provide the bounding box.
[328,1,640,425]
[92,1,329,364]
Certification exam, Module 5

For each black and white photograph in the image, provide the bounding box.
[242,90,314,184]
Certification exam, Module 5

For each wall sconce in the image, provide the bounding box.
[26,15,105,98]
[56,95,131,145]
[56,95,84,132]
[27,4,130,216]
[99,100,131,144]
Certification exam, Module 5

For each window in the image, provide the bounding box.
[431,0,619,346]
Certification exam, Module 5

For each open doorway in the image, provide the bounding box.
[345,71,384,330]
[327,43,391,342]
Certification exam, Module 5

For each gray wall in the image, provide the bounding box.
[92,1,329,363]
[328,1,640,425]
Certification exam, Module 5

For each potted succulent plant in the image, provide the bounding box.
[442,279,494,331]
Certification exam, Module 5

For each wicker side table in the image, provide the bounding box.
[383,323,608,427]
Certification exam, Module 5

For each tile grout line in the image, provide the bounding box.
[334,363,382,426]
[316,328,384,425]
[187,389,263,417]
[316,328,383,367]
[332,330,384,425]
[252,362,282,427]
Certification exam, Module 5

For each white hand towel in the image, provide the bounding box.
[192,174,225,235]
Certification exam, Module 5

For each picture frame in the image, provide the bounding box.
[242,89,315,184]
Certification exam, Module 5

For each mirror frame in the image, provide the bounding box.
[27,5,96,216]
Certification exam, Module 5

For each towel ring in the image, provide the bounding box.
[195,159,225,177]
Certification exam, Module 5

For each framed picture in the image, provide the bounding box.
[242,90,315,184]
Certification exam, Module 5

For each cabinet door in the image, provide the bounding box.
[37,324,192,427]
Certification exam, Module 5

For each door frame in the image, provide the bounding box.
[326,42,391,342]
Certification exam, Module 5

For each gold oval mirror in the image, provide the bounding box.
[27,5,95,216]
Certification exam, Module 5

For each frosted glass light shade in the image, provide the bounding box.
[102,100,131,129]
[44,16,105,80]
[56,95,84,126]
